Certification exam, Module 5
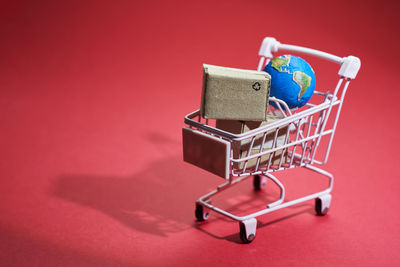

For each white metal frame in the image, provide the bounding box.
[185,37,360,243]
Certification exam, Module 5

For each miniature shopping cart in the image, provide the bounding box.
[183,37,361,243]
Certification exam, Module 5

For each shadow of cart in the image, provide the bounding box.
[52,132,316,240]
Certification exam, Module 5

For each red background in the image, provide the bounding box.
[1,0,399,266]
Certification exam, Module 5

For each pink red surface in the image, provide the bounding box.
[1,1,399,266]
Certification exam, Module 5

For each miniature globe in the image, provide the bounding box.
[264,55,316,109]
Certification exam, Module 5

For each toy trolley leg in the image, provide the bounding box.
[194,165,333,243]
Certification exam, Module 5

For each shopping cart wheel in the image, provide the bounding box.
[253,175,267,191]
[239,218,257,244]
[315,194,332,216]
[195,203,210,221]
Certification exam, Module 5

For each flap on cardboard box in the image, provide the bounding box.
[182,127,231,179]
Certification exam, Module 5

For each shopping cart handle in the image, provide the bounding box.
[258,37,361,79]
[338,56,361,79]
[258,37,279,58]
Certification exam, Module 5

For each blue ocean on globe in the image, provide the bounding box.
[264,55,316,109]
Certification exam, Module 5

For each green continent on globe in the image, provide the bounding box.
[271,55,290,72]
[293,71,312,101]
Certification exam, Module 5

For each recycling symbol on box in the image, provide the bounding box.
[252,82,261,91]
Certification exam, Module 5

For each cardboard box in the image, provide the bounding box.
[215,114,288,170]
[216,113,287,147]
[200,64,271,121]
[234,135,287,169]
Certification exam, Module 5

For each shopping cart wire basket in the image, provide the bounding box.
[182,37,361,243]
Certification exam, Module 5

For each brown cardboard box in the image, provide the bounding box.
[216,113,287,147]
[200,64,271,121]
[215,114,288,170]
[215,119,266,135]
[234,135,287,169]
